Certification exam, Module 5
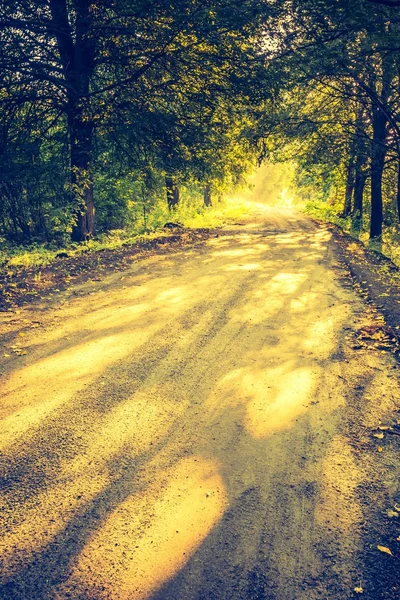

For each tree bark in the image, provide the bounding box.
[69,111,95,241]
[352,150,368,218]
[204,184,212,207]
[343,155,355,216]
[353,168,367,218]
[370,106,387,238]
[50,0,96,241]
[165,176,180,209]
[397,161,400,224]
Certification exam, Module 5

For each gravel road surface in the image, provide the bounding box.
[1,206,399,599]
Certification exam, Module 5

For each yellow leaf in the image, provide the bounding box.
[378,446,383,452]
[371,331,385,340]
[373,433,384,439]
[354,585,364,594]
[3,353,10,357]
[386,510,399,518]
[19,332,25,337]
[377,545,392,555]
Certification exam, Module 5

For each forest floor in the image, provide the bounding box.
[1,204,400,600]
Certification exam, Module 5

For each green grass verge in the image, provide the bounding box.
[304,200,400,267]
[0,197,252,272]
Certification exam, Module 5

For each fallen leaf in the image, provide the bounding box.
[378,447,383,452]
[377,545,392,556]
[378,426,390,431]
[373,433,384,439]
[354,585,364,594]
[371,331,385,340]
[386,510,399,518]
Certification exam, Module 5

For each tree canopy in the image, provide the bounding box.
[1,0,400,241]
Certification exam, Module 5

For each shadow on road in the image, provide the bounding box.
[1,212,396,599]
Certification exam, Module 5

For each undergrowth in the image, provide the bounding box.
[0,196,252,272]
[305,200,400,267]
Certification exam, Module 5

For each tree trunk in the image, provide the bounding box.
[370,106,387,238]
[353,169,367,218]
[343,155,355,216]
[69,111,95,241]
[204,184,212,207]
[50,0,96,241]
[165,176,180,209]
[352,151,368,218]
[397,161,400,224]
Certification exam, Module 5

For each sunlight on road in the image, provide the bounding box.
[1,208,389,600]
[0,472,108,578]
[1,332,149,450]
[57,457,227,600]
[244,366,316,438]
[315,435,363,534]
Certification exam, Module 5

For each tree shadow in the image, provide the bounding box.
[1,220,373,599]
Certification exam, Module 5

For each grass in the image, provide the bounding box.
[304,200,400,268]
[0,196,252,273]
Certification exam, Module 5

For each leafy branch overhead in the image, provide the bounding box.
[1,0,400,244]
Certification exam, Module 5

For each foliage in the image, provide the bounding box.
[0,183,255,271]
[1,0,400,246]
[0,0,274,241]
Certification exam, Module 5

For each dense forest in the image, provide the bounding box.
[1,0,400,244]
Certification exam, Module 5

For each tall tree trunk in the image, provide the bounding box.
[352,151,368,218]
[351,99,368,220]
[69,111,95,241]
[343,155,355,216]
[204,184,212,207]
[368,46,393,238]
[370,106,387,238]
[165,176,180,209]
[50,0,96,241]
[353,169,367,218]
[397,161,400,224]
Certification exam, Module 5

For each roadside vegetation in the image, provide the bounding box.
[0,192,253,272]
[1,1,400,271]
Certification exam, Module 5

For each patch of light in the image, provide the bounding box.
[57,457,227,600]
[245,367,317,438]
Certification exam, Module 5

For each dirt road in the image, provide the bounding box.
[1,206,399,599]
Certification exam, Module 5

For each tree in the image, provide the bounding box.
[260,0,400,237]
[0,0,274,240]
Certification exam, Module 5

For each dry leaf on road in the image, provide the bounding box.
[377,546,393,556]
